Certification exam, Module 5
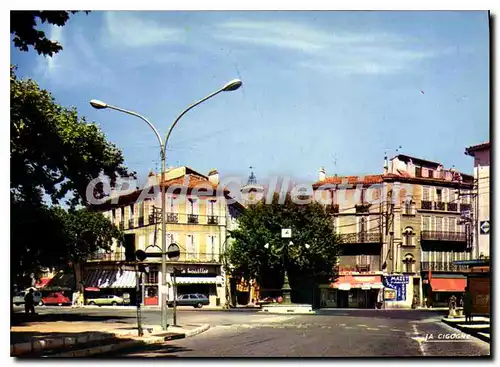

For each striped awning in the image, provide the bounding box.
[84,269,136,289]
[175,277,219,285]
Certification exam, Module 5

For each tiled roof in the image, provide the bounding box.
[312,175,383,188]
[465,141,490,155]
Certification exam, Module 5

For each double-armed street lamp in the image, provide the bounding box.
[90,79,242,330]
[264,240,310,305]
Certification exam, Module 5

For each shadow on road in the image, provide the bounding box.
[103,343,194,358]
[11,312,135,327]
[314,309,447,320]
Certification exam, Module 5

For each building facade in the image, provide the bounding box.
[312,153,475,308]
[84,166,243,308]
[465,141,490,259]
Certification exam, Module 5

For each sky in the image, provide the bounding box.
[10,11,490,188]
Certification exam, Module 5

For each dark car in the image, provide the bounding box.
[167,294,209,308]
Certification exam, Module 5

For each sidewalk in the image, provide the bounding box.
[442,315,491,343]
[11,318,209,357]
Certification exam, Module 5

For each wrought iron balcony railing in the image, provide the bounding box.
[421,201,433,210]
[403,204,416,216]
[187,214,199,224]
[167,213,179,223]
[435,201,446,211]
[207,216,219,225]
[355,204,371,214]
[340,232,382,244]
[128,218,134,228]
[460,204,472,213]
[421,261,470,272]
[138,216,144,227]
[88,252,126,262]
[421,231,466,242]
[447,203,458,212]
[148,213,156,224]
[325,204,340,214]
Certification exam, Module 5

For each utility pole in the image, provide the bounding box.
[456,175,478,258]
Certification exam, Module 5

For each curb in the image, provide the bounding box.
[42,324,210,357]
[442,318,490,343]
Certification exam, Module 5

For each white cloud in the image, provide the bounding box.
[214,20,438,75]
[102,12,186,48]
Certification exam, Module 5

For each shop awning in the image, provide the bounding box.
[430,278,467,292]
[44,273,74,291]
[174,276,219,285]
[35,277,52,288]
[331,275,383,290]
[84,269,136,289]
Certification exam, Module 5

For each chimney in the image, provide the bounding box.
[319,167,326,182]
[208,169,219,185]
[383,153,388,174]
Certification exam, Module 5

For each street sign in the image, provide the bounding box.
[480,220,490,235]
[281,228,292,238]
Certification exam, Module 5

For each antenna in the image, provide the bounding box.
[331,153,338,177]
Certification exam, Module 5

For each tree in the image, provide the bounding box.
[11,11,89,56]
[225,194,341,302]
[10,66,132,291]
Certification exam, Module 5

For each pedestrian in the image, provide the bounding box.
[448,295,457,318]
[463,286,473,323]
[24,288,35,316]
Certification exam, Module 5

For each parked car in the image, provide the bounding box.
[86,295,130,306]
[167,294,210,308]
[41,292,71,306]
[12,290,42,306]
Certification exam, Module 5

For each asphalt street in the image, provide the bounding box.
[76,308,489,358]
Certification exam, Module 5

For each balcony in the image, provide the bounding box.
[340,232,382,244]
[435,201,446,211]
[421,201,433,210]
[421,261,470,272]
[187,214,198,224]
[460,203,472,213]
[325,204,339,214]
[355,204,370,214]
[167,213,179,223]
[402,205,416,216]
[128,218,134,229]
[88,252,126,262]
[149,213,157,224]
[119,221,125,230]
[421,231,466,242]
[447,203,458,212]
[207,216,219,225]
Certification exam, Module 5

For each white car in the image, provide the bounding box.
[13,290,42,306]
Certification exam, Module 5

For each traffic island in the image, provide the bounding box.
[442,316,490,343]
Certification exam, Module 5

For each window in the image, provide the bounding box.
[120,207,125,219]
[112,209,116,223]
[208,200,216,216]
[436,189,442,202]
[436,217,443,232]
[187,234,197,259]
[422,216,431,231]
[428,170,434,179]
[449,217,457,232]
[415,167,422,177]
[129,204,134,218]
[138,201,144,219]
[208,235,218,261]
[146,271,158,284]
[422,186,430,201]
[403,254,415,273]
[403,227,414,246]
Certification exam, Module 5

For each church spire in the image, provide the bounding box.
[247,166,257,185]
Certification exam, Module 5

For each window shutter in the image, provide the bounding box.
[422,186,429,201]
[443,188,448,202]
[436,217,443,232]
[422,216,430,230]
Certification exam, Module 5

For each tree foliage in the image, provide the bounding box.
[225,194,341,291]
[10,11,89,56]
[10,66,130,288]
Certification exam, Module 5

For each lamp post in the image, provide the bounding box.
[90,78,242,330]
[264,241,310,305]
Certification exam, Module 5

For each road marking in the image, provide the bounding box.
[339,324,346,326]
[344,326,354,329]
[357,324,368,327]
[390,328,403,332]
[377,325,388,328]
[412,324,427,356]
[366,327,379,331]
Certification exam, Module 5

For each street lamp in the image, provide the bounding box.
[264,241,309,305]
[90,78,242,330]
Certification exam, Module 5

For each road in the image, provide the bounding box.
[79,308,489,357]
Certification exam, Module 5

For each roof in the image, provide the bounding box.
[313,175,383,188]
[394,154,441,168]
[92,174,231,210]
[465,141,490,156]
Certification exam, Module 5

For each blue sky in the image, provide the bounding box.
[10,11,490,187]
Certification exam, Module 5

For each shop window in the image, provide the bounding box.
[146,271,158,284]
[403,254,415,273]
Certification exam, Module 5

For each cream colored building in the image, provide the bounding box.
[84,166,243,308]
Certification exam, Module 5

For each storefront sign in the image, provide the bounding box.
[383,275,409,301]
[182,267,209,274]
[384,289,396,300]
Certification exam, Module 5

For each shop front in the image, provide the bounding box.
[168,264,225,307]
[83,267,137,304]
[423,274,467,308]
[320,275,383,308]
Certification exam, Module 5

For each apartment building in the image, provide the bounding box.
[84,166,243,307]
[312,154,474,308]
